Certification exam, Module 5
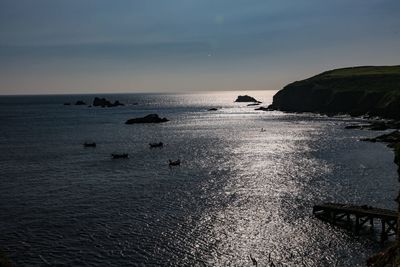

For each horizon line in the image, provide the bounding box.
[0,88,278,97]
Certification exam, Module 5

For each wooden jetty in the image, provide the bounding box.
[313,203,398,242]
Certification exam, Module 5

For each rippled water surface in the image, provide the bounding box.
[0,91,398,266]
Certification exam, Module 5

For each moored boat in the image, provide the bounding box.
[149,142,164,148]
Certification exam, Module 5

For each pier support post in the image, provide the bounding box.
[381,220,387,243]
[355,215,360,234]
[370,218,374,233]
[346,213,351,230]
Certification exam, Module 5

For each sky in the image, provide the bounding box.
[0,0,399,95]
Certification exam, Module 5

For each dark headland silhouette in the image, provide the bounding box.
[266,65,400,120]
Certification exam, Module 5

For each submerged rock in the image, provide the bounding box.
[125,114,169,124]
[235,95,261,103]
[255,106,274,111]
[345,125,365,129]
[111,153,129,159]
[208,108,218,111]
[345,120,400,131]
[83,142,96,147]
[75,100,86,105]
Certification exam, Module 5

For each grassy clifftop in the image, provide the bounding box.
[270,66,400,119]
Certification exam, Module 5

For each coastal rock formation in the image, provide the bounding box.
[395,144,400,175]
[125,114,169,124]
[93,97,124,107]
[345,121,400,131]
[235,95,261,103]
[208,108,218,111]
[268,66,400,119]
[361,130,400,148]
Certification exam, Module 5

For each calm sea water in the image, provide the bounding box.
[0,91,398,266]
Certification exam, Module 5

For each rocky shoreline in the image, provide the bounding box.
[367,142,400,266]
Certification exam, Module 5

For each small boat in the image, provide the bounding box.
[149,142,164,148]
[83,142,96,147]
[169,159,181,166]
[111,153,129,159]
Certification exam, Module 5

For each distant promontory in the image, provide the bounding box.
[267,66,400,119]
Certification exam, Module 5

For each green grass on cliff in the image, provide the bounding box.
[318,65,400,78]
[303,65,400,93]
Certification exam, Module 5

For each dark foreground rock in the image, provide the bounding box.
[125,114,169,124]
[235,95,261,103]
[93,97,124,107]
[0,249,12,267]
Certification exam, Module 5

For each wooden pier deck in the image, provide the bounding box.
[313,203,398,242]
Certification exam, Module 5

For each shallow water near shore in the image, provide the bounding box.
[0,91,398,266]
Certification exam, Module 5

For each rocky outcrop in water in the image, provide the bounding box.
[235,95,261,103]
[255,106,273,111]
[125,114,169,124]
[93,97,124,107]
[75,100,86,105]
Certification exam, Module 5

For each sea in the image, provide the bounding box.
[0,90,398,266]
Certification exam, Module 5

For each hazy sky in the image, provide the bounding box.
[0,0,399,94]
